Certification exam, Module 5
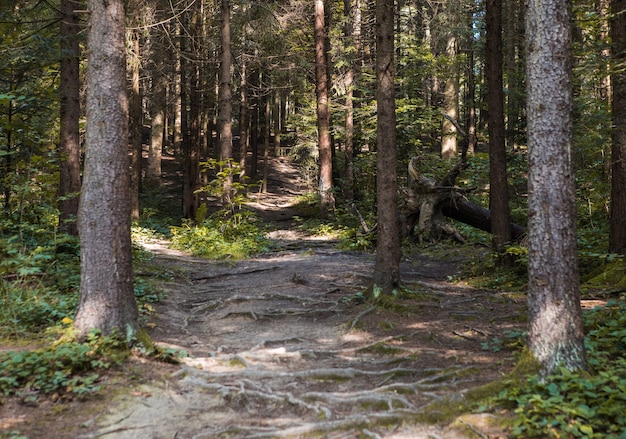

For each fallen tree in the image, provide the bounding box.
[399,156,526,243]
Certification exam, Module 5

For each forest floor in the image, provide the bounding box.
[1,157,528,439]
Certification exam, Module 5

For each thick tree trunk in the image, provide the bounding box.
[315,0,335,218]
[75,0,138,338]
[609,0,626,255]
[371,0,401,297]
[218,0,234,201]
[526,0,587,375]
[58,0,81,236]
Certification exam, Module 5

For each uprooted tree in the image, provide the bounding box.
[399,154,526,244]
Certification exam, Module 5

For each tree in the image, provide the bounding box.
[609,0,626,255]
[128,20,142,221]
[485,0,511,252]
[74,0,138,338]
[58,0,82,236]
[146,1,167,185]
[314,0,335,218]
[525,0,587,374]
[218,0,234,202]
[371,0,401,297]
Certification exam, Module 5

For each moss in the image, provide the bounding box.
[134,327,155,352]
[583,261,626,288]
[414,349,540,426]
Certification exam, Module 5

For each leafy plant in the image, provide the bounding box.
[494,301,626,438]
[0,330,129,399]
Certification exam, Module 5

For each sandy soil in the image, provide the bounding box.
[1,157,527,439]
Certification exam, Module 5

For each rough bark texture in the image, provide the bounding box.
[239,59,249,180]
[371,0,401,297]
[58,0,81,236]
[525,0,587,375]
[129,29,142,221]
[181,3,201,220]
[147,3,166,185]
[219,0,234,200]
[315,0,335,218]
[75,0,138,338]
[609,0,626,255]
[486,0,512,250]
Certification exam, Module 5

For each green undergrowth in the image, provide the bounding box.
[0,330,128,399]
[169,210,273,259]
[490,300,626,438]
[0,328,184,403]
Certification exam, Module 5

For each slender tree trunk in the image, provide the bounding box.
[441,23,459,160]
[75,0,138,338]
[239,57,249,180]
[486,0,511,251]
[465,7,476,155]
[58,0,82,236]
[274,92,282,156]
[315,0,335,217]
[218,0,233,201]
[526,0,587,375]
[181,3,201,220]
[129,28,142,221]
[609,0,626,255]
[371,0,401,297]
[146,62,167,185]
[250,69,259,178]
[343,0,360,200]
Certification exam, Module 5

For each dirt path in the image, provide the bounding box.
[4,158,525,438]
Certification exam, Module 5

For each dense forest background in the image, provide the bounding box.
[2,0,626,437]
[1,0,622,251]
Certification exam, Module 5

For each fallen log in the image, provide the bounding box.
[400,156,526,243]
[441,198,526,241]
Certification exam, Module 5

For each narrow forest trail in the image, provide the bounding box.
[13,157,526,439]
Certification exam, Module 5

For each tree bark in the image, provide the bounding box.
[75,0,138,338]
[58,0,82,236]
[315,0,335,218]
[239,57,249,180]
[609,0,626,255]
[486,0,512,251]
[371,0,401,297]
[146,1,167,185]
[526,0,587,375]
[218,0,234,202]
[129,27,142,221]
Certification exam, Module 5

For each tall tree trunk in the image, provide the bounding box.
[441,29,459,160]
[146,58,167,185]
[609,0,626,255]
[315,0,335,217]
[75,0,138,338]
[129,28,142,221]
[250,69,259,178]
[486,0,511,251]
[181,3,201,220]
[58,0,81,236]
[239,57,249,180]
[526,0,587,375]
[343,0,360,200]
[465,6,476,155]
[371,0,401,297]
[146,0,167,185]
[218,0,234,202]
